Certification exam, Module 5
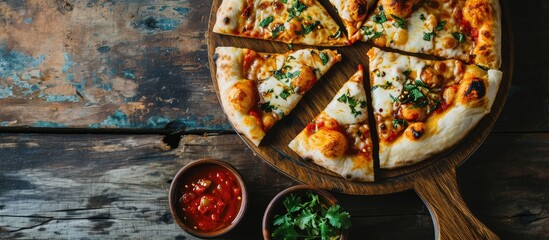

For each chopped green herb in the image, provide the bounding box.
[273,70,285,80]
[301,20,320,35]
[319,52,329,65]
[287,43,293,50]
[373,6,387,24]
[452,32,465,43]
[389,94,398,103]
[260,16,274,28]
[415,79,427,88]
[279,89,291,100]
[271,192,351,240]
[282,65,293,70]
[272,24,286,38]
[287,0,308,22]
[307,16,312,21]
[420,14,426,21]
[423,31,436,41]
[435,20,446,31]
[391,14,407,29]
[280,0,287,3]
[267,88,274,93]
[372,81,393,91]
[260,101,277,113]
[375,70,386,77]
[361,26,383,39]
[393,118,408,128]
[403,70,411,76]
[287,70,301,79]
[337,94,347,103]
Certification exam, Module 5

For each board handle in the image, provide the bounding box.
[413,164,499,240]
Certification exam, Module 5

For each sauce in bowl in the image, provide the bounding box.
[179,163,243,232]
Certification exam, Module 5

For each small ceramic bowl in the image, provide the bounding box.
[168,158,248,238]
[262,185,349,240]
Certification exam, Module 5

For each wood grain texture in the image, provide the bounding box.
[0,132,546,239]
[0,0,229,132]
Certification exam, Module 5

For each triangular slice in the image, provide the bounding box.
[328,0,376,43]
[214,46,341,145]
[368,47,502,168]
[289,66,374,182]
[213,0,348,46]
[356,0,501,69]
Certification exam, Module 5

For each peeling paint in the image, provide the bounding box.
[24,18,33,24]
[172,7,189,16]
[41,94,80,102]
[0,86,14,99]
[147,116,172,128]
[0,44,45,78]
[33,121,68,128]
[89,110,130,128]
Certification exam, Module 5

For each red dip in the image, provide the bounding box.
[179,163,242,232]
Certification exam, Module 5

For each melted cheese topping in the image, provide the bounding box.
[215,47,341,146]
[289,67,374,182]
[359,0,501,68]
[213,0,348,46]
[368,47,501,168]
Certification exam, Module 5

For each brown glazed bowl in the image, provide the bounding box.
[168,158,248,238]
[262,185,349,240]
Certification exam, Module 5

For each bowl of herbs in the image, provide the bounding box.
[262,185,351,240]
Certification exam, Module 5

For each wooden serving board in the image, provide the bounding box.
[207,0,513,239]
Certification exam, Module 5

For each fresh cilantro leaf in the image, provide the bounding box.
[420,13,426,21]
[435,20,446,31]
[283,194,302,213]
[326,205,351,229]
[272,224,299,240]
[271,192,351,240]
[360,100,367,108]
[280,0,287,3]
[267,88,274,93]
[415,79,427,87]
[409,88,425,101]
[260,16,274,28]
[391,14,407,29]
[295,208,316,230]
[287,70,300,79]
[319,52,329,65]
[452,32,465,43]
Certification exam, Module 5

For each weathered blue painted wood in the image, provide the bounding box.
[0,0,231,132]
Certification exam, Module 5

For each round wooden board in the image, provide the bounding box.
[206,0,513,196]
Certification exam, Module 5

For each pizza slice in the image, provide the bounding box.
[368,47,502,168]
[213,0,348,46]
[289,65,374,182]
[214,46,342,145]
[328,0,376,43]
[356,0,501,69]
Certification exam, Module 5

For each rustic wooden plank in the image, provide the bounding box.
[0,132,547,239]
[0,0,548,133]
[0,0,229,132]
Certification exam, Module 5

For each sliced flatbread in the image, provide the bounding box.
[289,66,374,182]
[213,0,349,46]
[356,0,502,69]
[214,46,341,145]
[368,47,502,168]
[328,0,376,43]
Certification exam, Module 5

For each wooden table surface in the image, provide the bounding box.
[0,0,547,239]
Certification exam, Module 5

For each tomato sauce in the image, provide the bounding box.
[179,164,242,232]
